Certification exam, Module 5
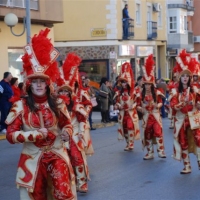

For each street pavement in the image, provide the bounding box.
[1,117,200,200]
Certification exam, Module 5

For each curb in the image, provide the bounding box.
[0,122,116,140]
[92,122,116,129]
[0,134,6,140]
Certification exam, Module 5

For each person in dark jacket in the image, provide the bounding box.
[99,77,109,123]
[122,4,133,39]
[0,72,13,133]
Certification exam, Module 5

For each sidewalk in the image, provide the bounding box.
[0,111,116,140]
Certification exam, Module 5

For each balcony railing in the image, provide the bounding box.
[0,0,38,10]
[122,19,134,40]
[147,21,157,40]
[188,31,194,44]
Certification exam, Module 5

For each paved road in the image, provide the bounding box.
[1,118,200,200]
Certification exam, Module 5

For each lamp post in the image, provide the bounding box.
[4,0,31,44]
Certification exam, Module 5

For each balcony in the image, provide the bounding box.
[147,21,157,40]
[122,19,134,40]
[168,0,194,12]
[167,31,194,51]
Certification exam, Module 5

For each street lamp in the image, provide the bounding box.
[4,0,31,44]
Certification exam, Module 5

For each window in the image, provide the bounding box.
[8,49,24,82]
[169,16,177,33]
[136,3,141,24]
[158,10,162,27]
[0,0,39,10]
[79,60,108,83]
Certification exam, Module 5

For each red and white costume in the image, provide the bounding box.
[6,29,76,200]
[56,53,93,193]
[136,54,166,160]
[170,49,200,174]
[115,62,140,151]
[167,66,179,129]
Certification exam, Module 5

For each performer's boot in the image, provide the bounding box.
[196,147,200,170]
[180,150,191,174]
[156,137,166,158]
[143,140,154,160]
[128,130,134,150]
[75,165,88,193]
[124,133,129,151]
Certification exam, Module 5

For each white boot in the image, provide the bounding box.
[180,150,191,174]
[75,165,88,193]
[127,130,134,150]
[143,140,154,160]
[156,137,166,158]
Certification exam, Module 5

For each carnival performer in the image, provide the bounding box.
[170,49,200,174]
[134,76,143,120]
[5,29,77,200]
[136,54,166,160]
[114,62,140,151]
[191,59,200,93]
[56,53,90,193]
[167,66,179,129]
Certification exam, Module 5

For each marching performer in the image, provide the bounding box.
[5,29,76,200]
[170,49,200,174]
[136,54,166,160]
[167,66,179,129]
[114,62,140,151]
[56,53,91,193]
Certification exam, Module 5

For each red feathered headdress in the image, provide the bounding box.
[56,53,82,93]
[21,28,60,92]
[142,54,155,84]
[118,62,134,91]
[175,49,198,78]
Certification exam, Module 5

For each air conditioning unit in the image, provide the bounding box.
[194,36,200,43]
[153,3,161,12]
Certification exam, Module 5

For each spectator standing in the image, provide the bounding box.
[9,77,21,103]
[0,72,13,133]
[18,82,26,97]
[99,77,109,123]
[122,4,133,39]
[107,81,114,122]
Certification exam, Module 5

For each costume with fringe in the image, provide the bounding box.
[115,62,140,151]
[170,49,200,174]
[136,54,166,159]
[56,53,91,193]
[5,29,76,200]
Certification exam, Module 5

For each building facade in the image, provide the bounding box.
[54,0,167,84]
[0,0,63,80]
[166,0,195,78]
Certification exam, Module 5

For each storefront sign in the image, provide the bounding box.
[119,45,135,56]
[167,49,178,56]
[137,46,153,57]
[91,28,107,37]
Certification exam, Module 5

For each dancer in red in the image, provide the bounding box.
[136,55,166,160]
[57,53,91,193]
[114,62,140,151]
[167,66,179,129]
[5,29,76,200]
[170,49,200,174]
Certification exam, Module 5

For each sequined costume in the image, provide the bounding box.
[137,54,166,160]
[114,62,140,151]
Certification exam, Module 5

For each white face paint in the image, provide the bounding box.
[31,78,47,96]
[181,74,189,85]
